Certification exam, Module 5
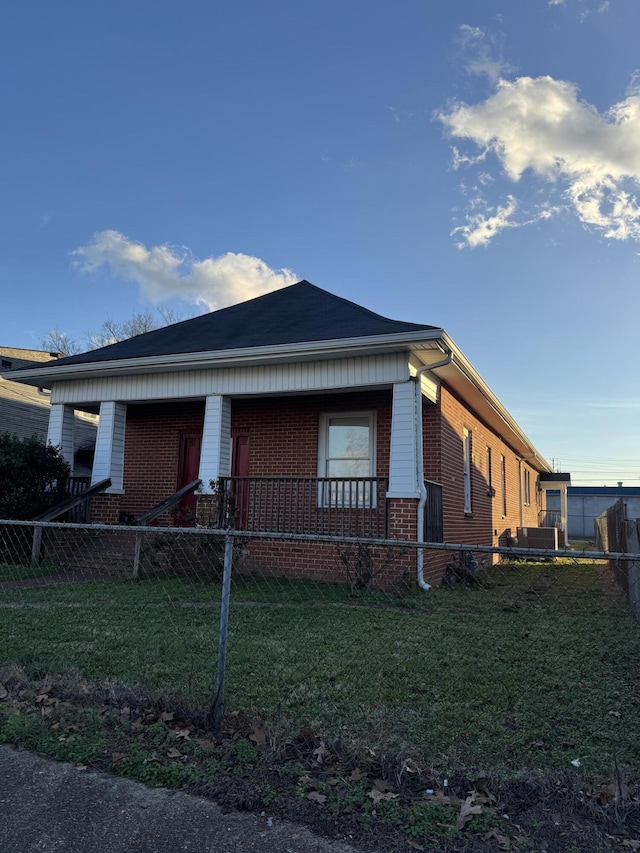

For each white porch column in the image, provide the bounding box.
[92,402,126,492]
[387,381,420,498]
[199,395,232,493]
[46,404,75,469]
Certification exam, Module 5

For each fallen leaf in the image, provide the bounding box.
[75,764,88,771]
[166,747,182,759]
[457,794,482,830]
[172,728,191,741]
[313,741,331,765]
[407,840,425,851]
[159,711,175,722]
[0,684,8,700]
[485,828,512,849]
[220,710,250,737]
[368,788,399,803]
[346,768,366,781]
[306,791,327,804]
[608,710,622,718]
[249,719,268,748]
[111,752,128,764]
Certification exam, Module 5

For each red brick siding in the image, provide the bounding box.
[436,384,542,549]
[91,401,205,524]
[230,391,392,477]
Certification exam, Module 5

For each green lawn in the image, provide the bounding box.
[1,560,638,779]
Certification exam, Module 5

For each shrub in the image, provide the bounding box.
[0,433,70,519]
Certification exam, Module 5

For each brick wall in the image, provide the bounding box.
[230,390,392,477]
[91,401,205,524]
[436,384,542,550]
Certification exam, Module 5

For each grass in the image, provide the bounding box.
[0,560,68,583]
[1,560,639,780]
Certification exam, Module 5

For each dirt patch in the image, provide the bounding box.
[0,668,638,852]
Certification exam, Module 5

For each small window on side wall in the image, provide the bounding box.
[523,468,531,506]
[463,428,472,514]
[318,412,376,507]
[501,455,507,517]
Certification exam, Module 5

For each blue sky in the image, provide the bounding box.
[2,0,639,484]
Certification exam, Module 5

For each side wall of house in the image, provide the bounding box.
[436,383,541,550]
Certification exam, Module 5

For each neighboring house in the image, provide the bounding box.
[0,346,98,476]
[4,282,560,584]
[546,485,640,539]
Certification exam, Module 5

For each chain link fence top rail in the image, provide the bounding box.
[1,518,639,780]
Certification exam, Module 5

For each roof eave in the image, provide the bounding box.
[1,329,446,387]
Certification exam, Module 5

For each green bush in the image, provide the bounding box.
[0,433,70,519]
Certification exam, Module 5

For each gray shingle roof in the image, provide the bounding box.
[24,281,437,369]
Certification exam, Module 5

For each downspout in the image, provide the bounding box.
[414,349,453,590]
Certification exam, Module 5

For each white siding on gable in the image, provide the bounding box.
[46,404,75,468]
[387,381,420,498]
[198,395,231,494]
[49,353,411,406]
[92,401,126,492]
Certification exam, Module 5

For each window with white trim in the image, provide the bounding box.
[463,428,472,514]
[318,412,376,507]
[500,455,507,517]
[523,468,531,506]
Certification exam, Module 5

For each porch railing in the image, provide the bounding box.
[64,476,91,523]
[539,509,561,529]
[214,477,389,538]
[424,479,444,543]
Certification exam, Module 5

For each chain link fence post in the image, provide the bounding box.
[212,529,234,731]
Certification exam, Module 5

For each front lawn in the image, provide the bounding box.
[0,560,638,780]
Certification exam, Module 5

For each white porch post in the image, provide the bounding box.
[387,381,420,498]
[46,404,75,470]
[92,402,126,492]
[199,395,232,493]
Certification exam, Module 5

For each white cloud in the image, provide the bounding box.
[71,231,298,310]
[455,23,514,83]
[451,196,518,248]
[439,75,640,246]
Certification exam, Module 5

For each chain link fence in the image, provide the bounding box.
[1,518,639,777]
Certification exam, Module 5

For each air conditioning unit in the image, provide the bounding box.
[517,527,558,550]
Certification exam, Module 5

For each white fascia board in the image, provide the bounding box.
[6,329,446,388]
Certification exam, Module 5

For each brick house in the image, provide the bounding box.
[5,282,556,585]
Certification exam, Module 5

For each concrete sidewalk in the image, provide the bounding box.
[0,745,358,853]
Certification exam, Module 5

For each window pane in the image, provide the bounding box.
[328,418,370,460]
[328,458,371,477]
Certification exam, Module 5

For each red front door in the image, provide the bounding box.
[176,433,202,526]
[231,435,249,528]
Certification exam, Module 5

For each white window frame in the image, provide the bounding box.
[500,454,507,517]
[463,428,472,514]
[318,411,376,508]
[523,468,531,506]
